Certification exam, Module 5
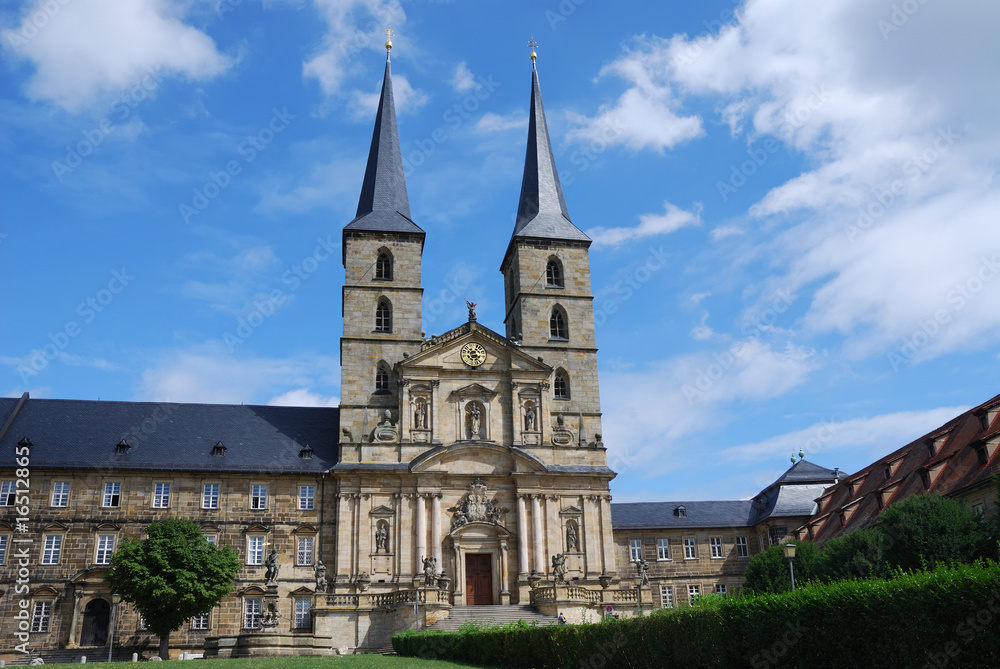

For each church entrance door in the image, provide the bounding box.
[80,598,110,646]
[465,553,493,605]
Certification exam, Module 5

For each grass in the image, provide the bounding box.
[66,656,500,669]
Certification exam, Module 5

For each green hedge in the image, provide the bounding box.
[393,561,1000,668]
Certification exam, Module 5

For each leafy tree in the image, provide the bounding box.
[741,540,819,595]
[878,492,993,572]
[812,528,883,582]
[107,519,240,659]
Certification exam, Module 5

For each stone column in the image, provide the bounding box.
[453,544,464,602]
[499,540,510,603]
[546,495,560,564]
[66,590,84,648]
[416,494,427,573]
[584,495,600,577]
[431,494,443,572]
[517,495,529,577]
[531,495,544,575]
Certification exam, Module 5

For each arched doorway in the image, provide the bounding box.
[80,598,110,646]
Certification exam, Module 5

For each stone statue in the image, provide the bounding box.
[466,299,477,321]
[469,404,481,438]
[414,400,427,429]
[524,405,536,431]
[636,558,649,586]
[264,546,280,584]
[375,522,389,553]
[422,555,437,585]
[314,561,327,591]
[566,523,578,551]
[551,553,566,581]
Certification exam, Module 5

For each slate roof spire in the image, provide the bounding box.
[510,57,589,244]
[345,51,422,236]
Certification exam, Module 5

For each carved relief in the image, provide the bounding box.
[551,413,574,447]
[449,478,506,530]
[372,409,398,443]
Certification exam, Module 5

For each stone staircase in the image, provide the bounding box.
[424,605,556,632]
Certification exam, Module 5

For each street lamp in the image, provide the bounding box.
[633,560,642,616]
[412,573,421,631]
[108,593,121,663]
[783,543,796,591]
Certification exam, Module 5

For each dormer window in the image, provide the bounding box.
[675,505,686,518]
[883,465,891,481]
[115,440,131,455]
[375,249,393,280]
[17,437,33,450]
[546,258,564,288]
[299,446,314,459]
[974,443,989,465]
[212,441,227,457]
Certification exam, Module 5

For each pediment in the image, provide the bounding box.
[294,524,318,534]
[400,325,552,375]
[33,586,60,597]
[410,443,547,474]
[449,521,512,540]
[288,586,314,596]
[450,383,498,400]
[244,523,269,534]
[92,522,121,532]
[45,522,70,532]
[369,505,395,517]
[559,506,584,516]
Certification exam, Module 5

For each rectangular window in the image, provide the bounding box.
[684,538,697,559]
[139,615,147,630]
[95,535,115,565]
[205,535,218,546]
[251,484,267,510]
[30,601,52,633]
[153,482,171,508]
[688,585,701,603]
[203,484,220,509]
[656,538,671,561]
[660,585,673,608]
[191,614,209,631]
[0,534,8,564]
[103,482,121,508]
[710,537,724,559]
[294,598,311,629]
[297,536,314,566]
[299,485,315,511]
[244,599,261,629]
[629,539,642,562]
[716,583,727,597]
[247,536,265,565]
[50,481,69,507]
[0,481,15,506]
[736,536,749,558]
[42,535,62,565]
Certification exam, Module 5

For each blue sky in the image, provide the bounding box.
[3,0,999,503]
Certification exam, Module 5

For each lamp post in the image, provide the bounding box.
[107,593,121,663]
[783,543,796,591]
[633,560,642,616]
[412,574,421,631]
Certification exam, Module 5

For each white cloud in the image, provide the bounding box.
[710,225,745,241]
[180,245,284,314]
[349,73,427,120]
[450,61,477,92]
[475,111,527,135]
[4,0,231,112]
[587,201,700,247]
[303,0,406,97]
[269,388,339,407]
[721,406,971,466]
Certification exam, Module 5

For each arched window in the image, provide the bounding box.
[546,258,564,288]
[554,370,570,400]
[375,364,390,393]
[375,249,393,280]
[375,298,392,332]
[550,306,568,340]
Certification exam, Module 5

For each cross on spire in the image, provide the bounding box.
[527,36,538,67]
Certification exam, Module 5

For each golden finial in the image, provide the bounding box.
[385,26,394,56]
[527,36,538,65]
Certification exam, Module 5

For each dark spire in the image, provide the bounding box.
[510,65,589,243]
[345,56,423,236]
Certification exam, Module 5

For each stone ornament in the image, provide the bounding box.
[422,556,437,585]
[566,522,578,551]
[373,409,398,443]
[375,521,389,553]
[552,553,566,581]
[449,478,506,530]
[264,546,279,585]
[314,561,327,591]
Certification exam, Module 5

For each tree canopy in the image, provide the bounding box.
[107,519,240,658]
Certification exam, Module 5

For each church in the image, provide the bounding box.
[0,43,835,661]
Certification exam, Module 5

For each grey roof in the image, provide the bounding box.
[0,397,338,474]
[345,57,423,237]
[749,483,828,525]
[770,459,839,485]
[510,66,589,244]
[611,500,754,530]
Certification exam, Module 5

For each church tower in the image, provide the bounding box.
[340,45,425,453]
[500,55,603,446]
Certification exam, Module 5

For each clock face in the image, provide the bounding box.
[461,342,487,367]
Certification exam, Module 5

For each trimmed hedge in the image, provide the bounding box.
[393,561,1000,668]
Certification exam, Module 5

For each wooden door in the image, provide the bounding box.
[80,598,110,646]
[465,553,493,606]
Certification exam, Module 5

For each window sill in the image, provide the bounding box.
[548,337,569,342]
[656,558,672,562]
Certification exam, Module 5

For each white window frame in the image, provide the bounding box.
[629,539,642,562]
[710,537,724,559]
[95,534,115,565]
[297,536,314,566]
[102,482,121,508]
[205,534,218,546]
[247,536,265,565]
[139,615,147,630]
[191,613,210,631]
[50,481,69,507]
[42,535,62,565]
[153,482,171,509]
[656,538,671,561]
[0,481,15,506]
[30,601,52,633]
[716,583,728,597]
[244,599,262,629]
[684,538,697,560]
[660,585,673,608]
[294,597,311,629]
[736,536,749,558]
[250,484,267,510]
[0,534,9,565]
[688,584,701,602]
[203,483,220,510]
[299,485,315,511]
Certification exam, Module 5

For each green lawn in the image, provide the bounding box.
[73,657,499,669]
